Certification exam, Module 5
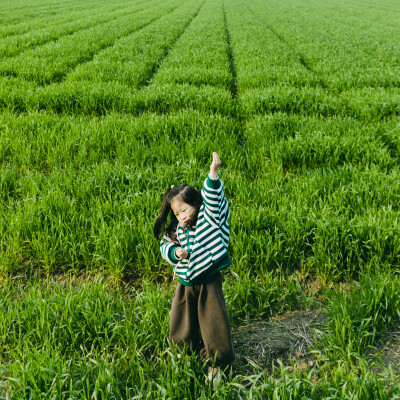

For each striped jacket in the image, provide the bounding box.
[160,174,232,286]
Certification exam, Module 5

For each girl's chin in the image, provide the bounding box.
[181,222,195,230]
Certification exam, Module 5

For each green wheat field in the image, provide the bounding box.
[0,0,400,398]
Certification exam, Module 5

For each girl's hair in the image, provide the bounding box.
[154,184,203,243]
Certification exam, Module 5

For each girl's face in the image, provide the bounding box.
[170,197,196,228]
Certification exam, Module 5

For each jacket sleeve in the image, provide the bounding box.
[201,174,227,227]
[160,235,180,265]
[160,235,191,282]
[173,259,191,283]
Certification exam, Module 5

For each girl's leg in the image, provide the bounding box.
[197,272,235,369]
[169,283,201,354]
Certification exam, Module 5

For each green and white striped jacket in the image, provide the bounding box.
[160,174,232,286]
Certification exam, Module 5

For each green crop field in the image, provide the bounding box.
[0,0,399,397]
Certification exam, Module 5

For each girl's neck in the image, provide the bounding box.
[181,223,196,230]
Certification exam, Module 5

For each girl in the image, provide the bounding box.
[154,152,235,383]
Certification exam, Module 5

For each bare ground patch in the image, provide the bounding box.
[232,310,400,376]
[377,331,400,373]
[232,310,326,375]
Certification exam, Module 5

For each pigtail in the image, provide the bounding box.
[153,187,173,241]
[154,187,180,244]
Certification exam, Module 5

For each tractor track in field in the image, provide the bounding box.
[60,3,183,86]
[222,0,237,100]
[0,1,154,58]
[142,0,206,88]
[1,2,183,86]
[244,2,329,91]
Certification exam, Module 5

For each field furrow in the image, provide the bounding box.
[66,0,205,88]
[249,0,400,91]
[0,0,96,25]
[223,0,319,91]
[0,0,156,59]
[0,0,182,85]
[222,0,238,99]
[149,0,231,90]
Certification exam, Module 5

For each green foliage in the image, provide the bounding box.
[224,271,286,324]
[247,0,400,92]
[1,276,398,399]
[0,0,186,84]
[0,81,236,116]
[1,0,400,396]
[152,0,232,89]
[0,0,153,58]
[66,0,204,88]
[0,277,175,399]
[319,270,400,359]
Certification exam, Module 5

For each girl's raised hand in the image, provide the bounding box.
[209,152,221,179]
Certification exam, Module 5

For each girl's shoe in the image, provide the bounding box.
[206,367,222,389]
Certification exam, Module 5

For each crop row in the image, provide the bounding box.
[0,78,235,116]
[1,111,398,173]
[66,0,205,88]
[239,86,400,122]
[0,0,94,25]
[1,158,399,279]
[0,0,155,58]
[247,0,400,91]
[1,110,399,278]
[0,0,184,85]
[0,110,240,171]
[243,114,397,172]
[0,0,136,38]
[223,0,319,90]
[150,0,231,89]
[2,76,399,122]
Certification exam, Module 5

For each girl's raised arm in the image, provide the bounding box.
[201,152,225,226]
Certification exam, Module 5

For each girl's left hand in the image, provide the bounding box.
[175,248,189,259]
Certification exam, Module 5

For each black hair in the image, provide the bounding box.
[154,184,203,244]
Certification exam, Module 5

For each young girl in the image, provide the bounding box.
[154,152,235,382]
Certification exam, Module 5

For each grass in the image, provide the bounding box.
[0,272,399,398]
[0,0,400,397]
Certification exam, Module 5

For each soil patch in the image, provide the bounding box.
[232,310,400,376]
[232,310,326,374]
[378,331,400,372]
